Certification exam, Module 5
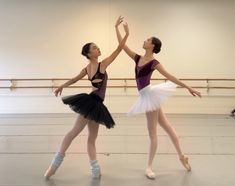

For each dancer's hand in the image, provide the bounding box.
[54,86,63,97]
[188,87,201,97]
[115,16,123,28]
[123,22,129,35]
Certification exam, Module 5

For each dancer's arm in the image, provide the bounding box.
[102,22,129,68]
[154,64,201,97]
[115,16,136,60]
[54,68,87,96]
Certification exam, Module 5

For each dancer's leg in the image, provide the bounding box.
[59,115,88,153]
[87,121,101,178]
[44,114,88,179]
[87,120,99,160]
[145,110,159,179]
[158,108,191,171]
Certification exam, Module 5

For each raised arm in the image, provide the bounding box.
[154,64,201,97]
[101,19,129,69]
[54,68,87,96]
[115,16,136,59]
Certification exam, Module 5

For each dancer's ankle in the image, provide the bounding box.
[90,159,101,178]
[146,165,153,171]
[51,152,65,168]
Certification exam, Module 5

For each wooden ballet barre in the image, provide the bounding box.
[0,85,137,89]
[1,78,235,81]
[0,78,235,90]
[0,86,235,89]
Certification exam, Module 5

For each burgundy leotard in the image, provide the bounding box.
[134,54,160,90]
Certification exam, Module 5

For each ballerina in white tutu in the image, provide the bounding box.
[115,16,201,179]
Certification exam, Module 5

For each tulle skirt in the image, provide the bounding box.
[127,82,177,116]
[62,93,115,129]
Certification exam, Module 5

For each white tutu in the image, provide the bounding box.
[127,81,177,116]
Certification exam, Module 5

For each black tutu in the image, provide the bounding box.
[62,93,115,129]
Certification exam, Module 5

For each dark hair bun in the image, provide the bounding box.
[152,37,162,54]
[81,42,92,59]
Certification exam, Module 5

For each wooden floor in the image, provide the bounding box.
[0,113,235,186]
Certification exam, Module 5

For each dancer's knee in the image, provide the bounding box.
[68,129,79,139]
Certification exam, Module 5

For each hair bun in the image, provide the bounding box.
[81,42,92,59]
[152,37,162,54]
[153,47,161,54]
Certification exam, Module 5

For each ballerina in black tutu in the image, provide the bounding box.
[44,17,129,179]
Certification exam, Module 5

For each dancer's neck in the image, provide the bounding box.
[143,49,154,59]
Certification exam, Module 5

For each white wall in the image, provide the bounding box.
[0,0,235,114]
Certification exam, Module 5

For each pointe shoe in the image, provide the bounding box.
[91,167,101,179]
[90,160,101,179]
[145,169,156,180]
[44,165,56,179]
[44,152,65,179]
[180,155,191,171]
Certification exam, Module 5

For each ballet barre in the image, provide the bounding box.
[0,78,235,93]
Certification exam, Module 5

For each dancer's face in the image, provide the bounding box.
[88,43,101,59]
[143,37,154,51]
